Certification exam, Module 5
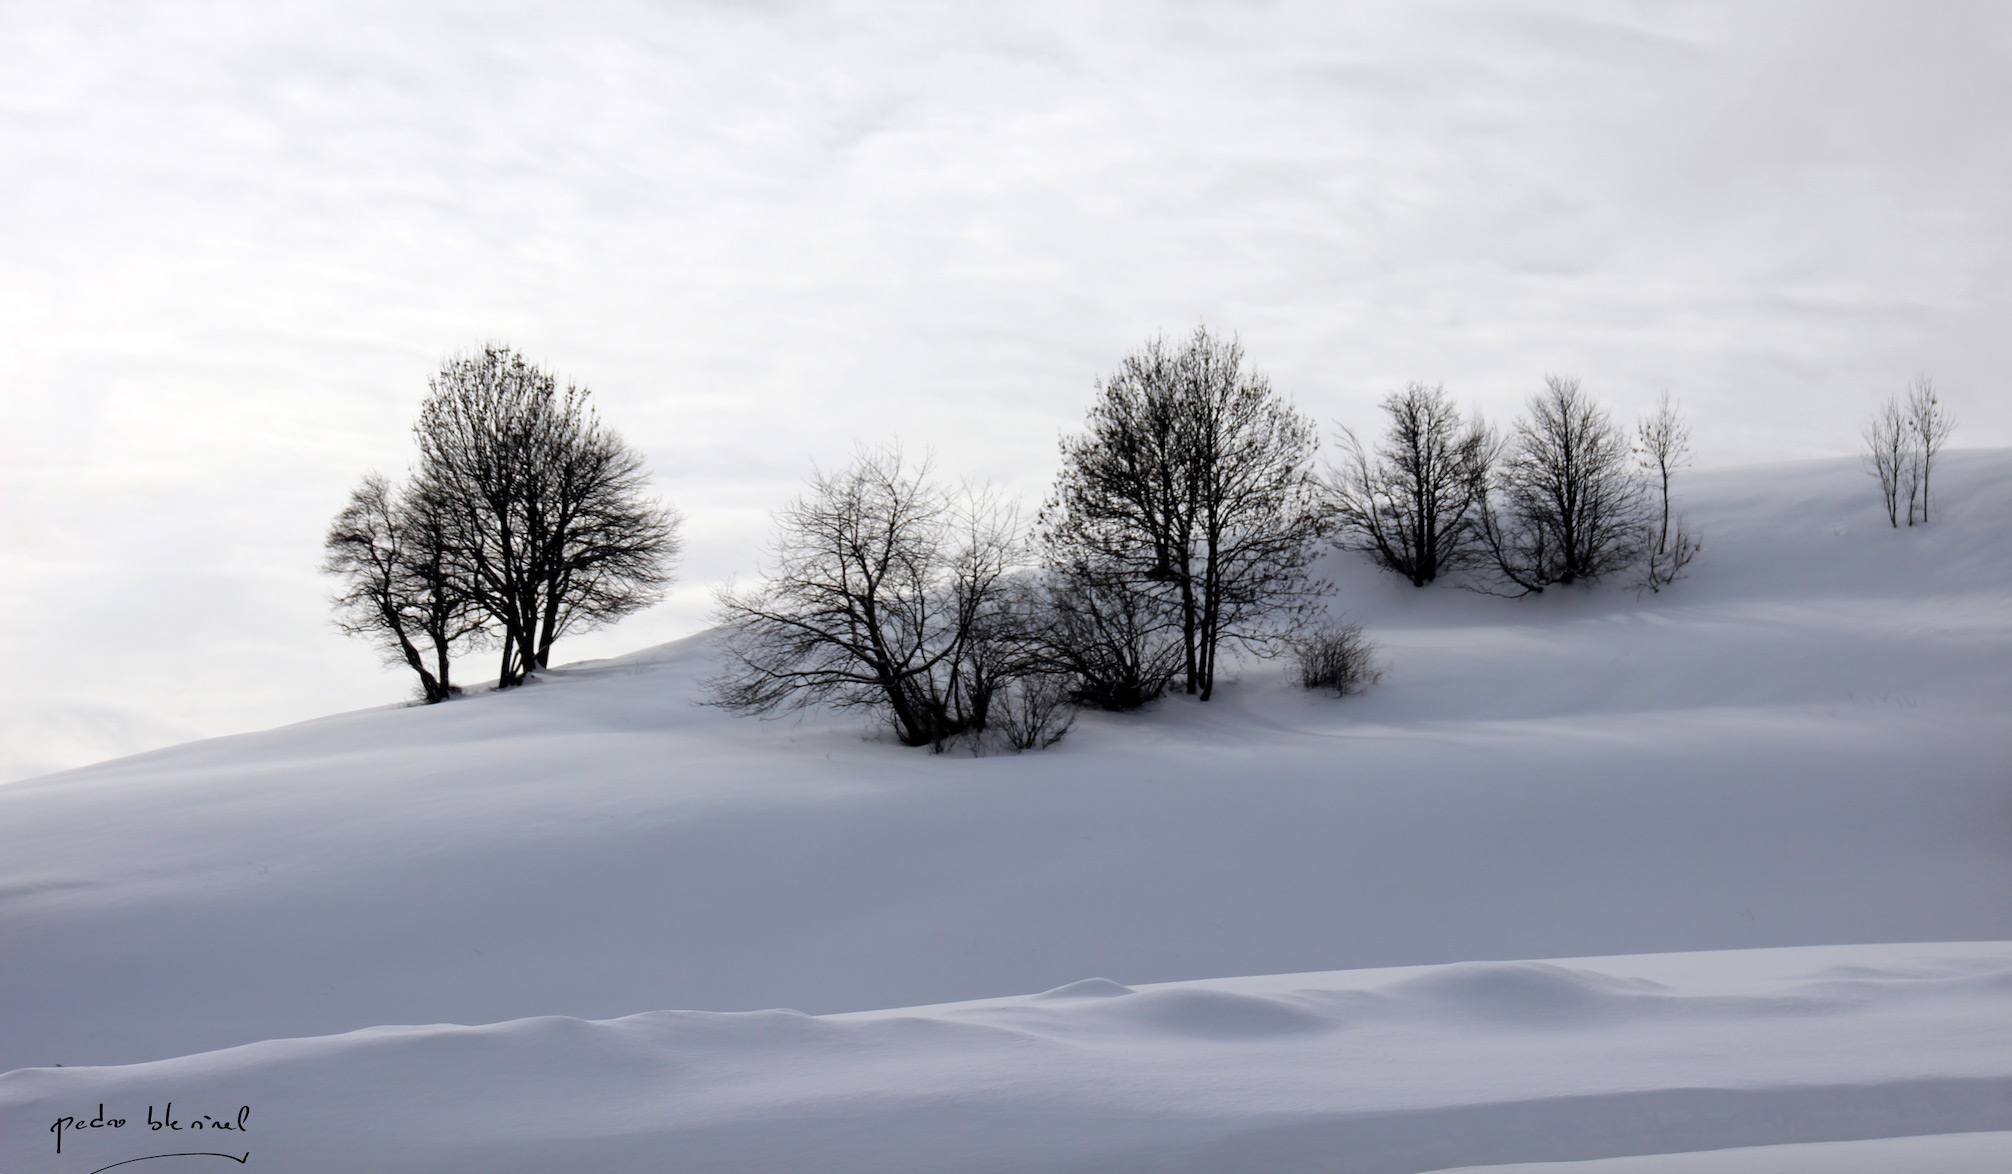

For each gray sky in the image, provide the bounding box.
[3,0,2007,780]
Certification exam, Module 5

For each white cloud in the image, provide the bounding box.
[2,0,2007,778]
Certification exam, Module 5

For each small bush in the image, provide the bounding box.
[1028,563,1183,712]
[979,675,1077,754]
[1292,624,1381,697]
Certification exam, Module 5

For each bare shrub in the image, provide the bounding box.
[980,674,1077,753]
[1292,623,1381,697]
[1025,560,1184,711]
[1635,521,1701,595]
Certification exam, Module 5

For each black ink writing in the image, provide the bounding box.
[50,1104,126,1154]
[88,1153,248,1174]
[147,1103,248,1133]
[53,1104,247,1155]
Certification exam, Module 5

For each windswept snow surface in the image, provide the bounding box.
[2,453,2009,1170]
[5,944,2012,1174]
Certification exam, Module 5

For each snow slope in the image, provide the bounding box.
[2,452,2009,1171]
[4,944,2012,1174]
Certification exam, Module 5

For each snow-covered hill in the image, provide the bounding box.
[3,452,2009,1172]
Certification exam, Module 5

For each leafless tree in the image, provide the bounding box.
[1634,391,1688,554]
[1328,382,1492,586]
[1863,395,1914,528]
[1479,376,1650,593]
[1864,377,1956,528]
[1905,376,1954,524]
[707,447,1049,751]
[412,346,682,687]
[1043,326,1328,701]
[1633,391,1701,593]
[1024,558,1185,711]
[323,473,488,703]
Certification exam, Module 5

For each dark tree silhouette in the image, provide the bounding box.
[1905,376,1954,525]
[1863,395,1913,528]
[412,346,681,687]
[1329,382,1492,586]
[1291,622,1381,697]
[707,447,1041,751]
[1043,326,1327,700]
[1863,376,1956,528]
[1479,376,1650,593]
[1633,391,1700,592]
[323,473,487,703]
[1024,558,1185,711]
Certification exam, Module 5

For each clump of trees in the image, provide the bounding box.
[323,346,683,700]
[1864,376,1954,527]
[1329,375,1704,596]
[323,332,1959,748]
[707,327,1336,752]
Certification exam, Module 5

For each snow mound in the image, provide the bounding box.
[1434,1132,2012,1173]
[4,944,2010,1173]
[1033,977,1136,999]
[1381,960,1672,1022]
[1089,986,1334,1038]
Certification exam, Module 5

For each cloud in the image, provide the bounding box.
[1,0,2007,777]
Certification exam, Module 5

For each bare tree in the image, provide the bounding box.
[323,473,487,703]
[1633,391,1701,592]
[1479,376,1650,593]
[1905,376,1954,524]
[412,346,682,686]
[1024,558,1185,711]
[1635,391,1688,554]
[1863,395,1914,528]
[1042,333,1195,686]
[1328,382,1491,586]
[1044,326,1328,700]
[707,447,1041,751]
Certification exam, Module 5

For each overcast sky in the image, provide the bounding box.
[2,0,2007,780]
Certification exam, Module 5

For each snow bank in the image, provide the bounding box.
[3,943,2010,1173]
[1434,1132,2012,1174]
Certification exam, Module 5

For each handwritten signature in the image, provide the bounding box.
[49,1103,250,1159]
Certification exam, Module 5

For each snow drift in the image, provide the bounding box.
[6,944,2012,1173]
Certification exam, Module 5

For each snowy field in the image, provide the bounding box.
[3,452,2009,1172]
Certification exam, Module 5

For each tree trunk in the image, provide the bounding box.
[399,637,446,704]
